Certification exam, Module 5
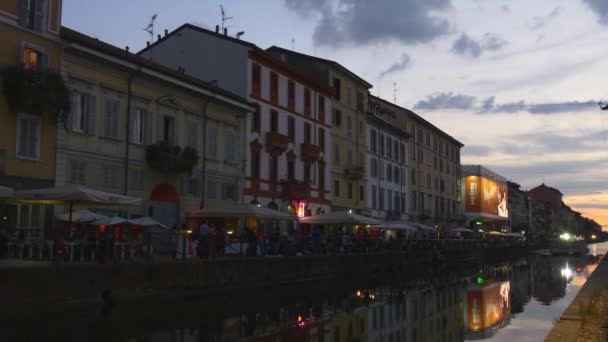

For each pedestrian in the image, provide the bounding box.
[257,229,265,257]
[198,220,210,258]
[209,224,217,260]
[215,225,226,256]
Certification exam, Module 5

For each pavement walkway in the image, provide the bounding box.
[546,253,608,342]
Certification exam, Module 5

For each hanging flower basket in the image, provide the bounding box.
[145,141,199,172]
[2,65,70,123]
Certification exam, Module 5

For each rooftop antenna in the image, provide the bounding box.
[220,5,233,32]
[291,38,295,51]
[144,13,158,43]
[393,82,397,104]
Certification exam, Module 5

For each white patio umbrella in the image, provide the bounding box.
[299,211,382,226]
[506,232,524,238]
[92,216,130,226]
[191,204,297,221]
[378,221,418,231]
[129,216,169,229]
[448,227,474,233]
[0,186,14,198]
[413,223,436,232]
[56,209,107,223]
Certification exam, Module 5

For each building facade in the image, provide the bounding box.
[59,28,252,228]
[366,96,408,221]
[507,181,530,233]
[140,25,333,217]
[266,47,372,215]
[461,165,509,231]
[0,0,64,239]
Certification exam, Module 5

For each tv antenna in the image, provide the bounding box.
[144,14,158,43]
[393,82,397,104]
[220,5,233,31]
[291,38,295,51]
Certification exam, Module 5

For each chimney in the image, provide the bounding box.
[157,34,161,41]
[146,41,150,47]
[164,29,168,36]
[125,46,129,52]
[237,31,245,39]
[215,25,219,33]
[223,28,228,36]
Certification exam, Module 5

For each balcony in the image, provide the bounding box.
[301,143,321,161]
[265,131,289,153]
[281,179,311,200]
[344,166,364,180]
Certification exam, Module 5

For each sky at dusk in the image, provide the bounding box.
[63,0,608,230]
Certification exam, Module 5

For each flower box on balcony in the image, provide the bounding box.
[301,142,321,161]
[265,131,289,153]
[145,141,199,173]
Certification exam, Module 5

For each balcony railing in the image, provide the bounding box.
[265,131,289,153]
[281,179,311,200]
[301,143,321,161]
[344,166,364,180]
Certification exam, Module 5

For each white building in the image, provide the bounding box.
[366,100,408,221]
[140,24,333,217]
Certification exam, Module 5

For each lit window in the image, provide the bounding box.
[23,47,42,70]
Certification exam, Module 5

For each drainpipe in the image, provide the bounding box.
[123,66,141,195]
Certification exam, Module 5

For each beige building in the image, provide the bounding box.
[266,47,372,214]
[58,28,252,227]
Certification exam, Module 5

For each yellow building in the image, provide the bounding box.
[0,0,64,238]
[266,47,373,214]
[58,28,252,228]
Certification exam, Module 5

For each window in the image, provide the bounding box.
[102,166,114,187]
[130,169,144,191]
[186,119,200,151]
[252,106,260,132]
[411,168,416,185]
[69,159,86,185]
[16,114,40,160]
[251,149,260,178]
[319,165,325,190]
[205,124,218,159]
[347,87,352,106]
[334,180,340,197]
[394,167,399,184]
[394,193,400,211]
[182,176,200,196]
[400,143,406,163]
[401,193,406,213]
[333,109,342,127]
[387,137,392,159]
[22,47,43,70]
[347,149,353,165]
[371,158,378,178]
[440,179,445,193]
[251,63,261,97]
[386,164,392,182]
[206,180,217,199]
[71,92,90,133]
[357,91,365,111]
[131,108,146,145]
[387,190,393,213]
[380,134,385,156]
[394,141,399,161]
[372,186,377,209]
[224,126,237,162]
[411,191,417,210]
[304,88,311,115]
[318,96,325,123]
[288,80,295,111]
[269,155,278,182]
[288,160,295,180]
[359,121,364,136]
[304,161,311,182]
[347,183,353,199]
[332,78,341,101]
[427,174,431,188]
[370,129,377,153]
[434,157,438,169]
[287,116,295,143]
[270,72,278,104]
[359,185,364,201]
[18,0,46,31]
[347,115,352,136]
[334,143,340,164]
[379,188,385,210]
[222,183,237,200]
[270,110,279,132]
[160,115,175,144]
[304,122,311,144]
[318,127,325,152]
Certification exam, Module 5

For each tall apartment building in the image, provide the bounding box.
[140,25,333,217]
[58,28,252,228]
[400,108,463,227]
[266,46,372,215]
[366,96,409,221]
[0,0,64,239]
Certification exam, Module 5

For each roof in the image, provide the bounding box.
[369,95,464,147]
[60,27,252,108]
[529,183,564,195]
[367,113,410,140]
[137,24,333,95]
[266,46,373,89]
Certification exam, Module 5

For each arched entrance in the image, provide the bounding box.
[148,184,179,228]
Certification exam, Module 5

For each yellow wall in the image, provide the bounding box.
[329,69,368,210]
[0,15,62,184]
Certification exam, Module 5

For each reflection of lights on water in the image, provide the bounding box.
[561,263,573,279]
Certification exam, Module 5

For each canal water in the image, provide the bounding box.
[10,242,608,342]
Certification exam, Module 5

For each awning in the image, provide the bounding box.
[92,216,130,226]
[448,227,474,233]
[413,223,436,232]
[299,211,382,225]
[378,221,418,231]
[190,204,297,221]
[506,232,524,238]
[486,231,506,237]
[56,209,108,223]
[14,184,141,206]
[0,186,14,198]
[129,216,169,229]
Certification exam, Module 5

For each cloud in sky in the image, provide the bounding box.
[451,33,508,58]
[284,0,453,46]
[414,92,598,114]
[501,4,510,13]
[379,53,412,78]
[582,0,608,24]
[463,145,494,156]
[529,7,563,30]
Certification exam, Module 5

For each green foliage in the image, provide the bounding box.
[146,141,199,172]
[2,65,70,123]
